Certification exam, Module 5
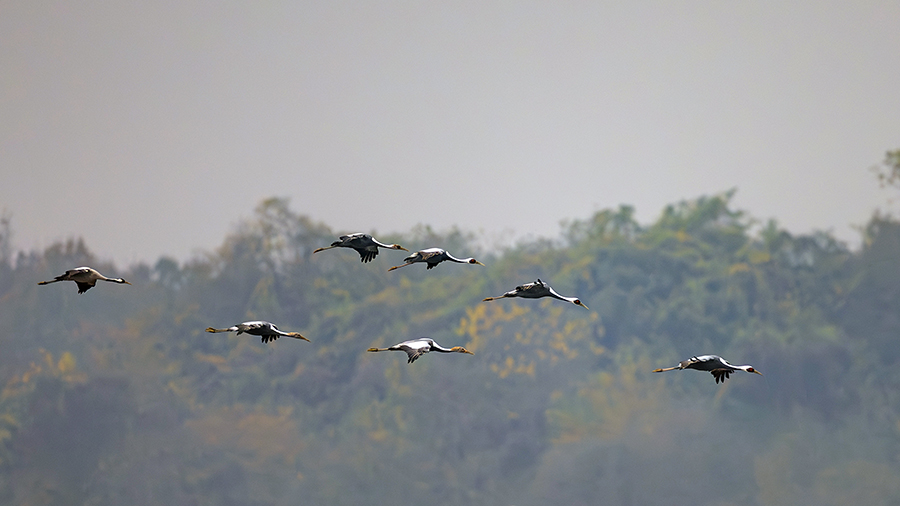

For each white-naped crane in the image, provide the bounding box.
[205,321,310,344]
[387,248,484,272]
[38,266,132,294]
[313,233,408,263]
[653,354,762,384]
[482,278,589,309]
[367,337,473,364]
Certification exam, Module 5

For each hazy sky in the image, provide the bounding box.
[2,1,898,265]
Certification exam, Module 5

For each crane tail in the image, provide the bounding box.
[652,366,680,373]
[312,246,334,254]
[37,280,59,285]
[367,347,388,352]
[387,263,411,272]
[206,327,232,333]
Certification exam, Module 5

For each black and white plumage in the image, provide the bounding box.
[367,338,473,364]
[313,233,408,263]
[387,248,484,272]
[38,266,132,294]
[482,278,589,309]
[653,355,762,384]
[205,321,310,344]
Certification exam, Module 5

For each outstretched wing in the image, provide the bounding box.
[75,281,94,294]
[710,369,732,384]
[356,247,379,263]
[398,340,432,363]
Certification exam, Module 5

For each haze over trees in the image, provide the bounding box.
[1,177,899,504]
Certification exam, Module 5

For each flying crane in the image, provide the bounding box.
[367,338,473,363]
[38,267,132,294]
[482,278,589,309]
[653,355,762,384]
[205,321,309,344]
[387,248,484,271]
[313,233,408,263]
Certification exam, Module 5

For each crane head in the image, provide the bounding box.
[573,299,589,310]
[747,367,762,375]
[450,346,474,355]
[286,332,311,342]
[469,259,485,266]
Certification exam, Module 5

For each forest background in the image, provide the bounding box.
[1,153,899,505]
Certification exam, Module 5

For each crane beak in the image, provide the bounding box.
[395,245,409,251]
[751,369,763,376]
[288,332,310,342]
[574,300,589,310]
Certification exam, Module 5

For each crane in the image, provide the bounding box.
[367,338,473,363]
[205,321,310,344]
[38,267,132,294]
[653,355,762,384]
[313,233,408,263]
[387,248,484,271]
[482,278,589,309]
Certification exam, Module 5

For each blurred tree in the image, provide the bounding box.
[872,149,900,190]
[1,192,899,505]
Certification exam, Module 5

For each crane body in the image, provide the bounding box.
[388,248,484,271]
[313,233,407,263]
[367,338,473,363]
[206,321,309,344]
[653,355,762,384]
[482,278,589,309]
[38,267,131,294]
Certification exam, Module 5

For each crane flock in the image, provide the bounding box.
[36,232,764,381]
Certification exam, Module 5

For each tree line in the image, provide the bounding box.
[1,182,899,505]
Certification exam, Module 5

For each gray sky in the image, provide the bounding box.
[2,1,898,265]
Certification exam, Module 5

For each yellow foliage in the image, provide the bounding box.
[185,405,305,468]
[56,352,76,374]
[728,262,751,275]
[2,350,85,401]
[547,356,666,444]
[747,249,771,264]
[459,300,602,379]
[491,355,535,379]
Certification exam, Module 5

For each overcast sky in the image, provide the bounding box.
[2,1,898,265]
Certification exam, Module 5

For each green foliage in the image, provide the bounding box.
[1,192,899,505]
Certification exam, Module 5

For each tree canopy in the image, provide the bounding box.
[1,192,898,505]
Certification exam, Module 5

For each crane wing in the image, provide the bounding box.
[710,369,732,383]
